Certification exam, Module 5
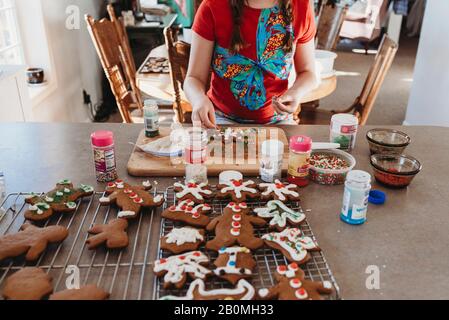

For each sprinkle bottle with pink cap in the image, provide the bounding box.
[287,135,312,187]
[91,131,118,182]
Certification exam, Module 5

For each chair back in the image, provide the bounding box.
[355,34,398,125]
[85,14,141,123]
[316,1,348,51]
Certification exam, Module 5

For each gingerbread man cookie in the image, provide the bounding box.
[258,263,333,300]
[217,179,259,203]
[262,228,319,265]
[254,200,306,231]
[161,200,212,228]
[206,203,266,251]
[24,179,94,221]
[258,180,301,202]
[0,224,69,262]
[153,251,212,289]
[100,179,164,220]
[86,218,129,250]
[2,267,53,300]
[49,285,110,300]
[173,181,214,204]
[213,247,256,285]
[161,227,205,254]
[160,279,255,300]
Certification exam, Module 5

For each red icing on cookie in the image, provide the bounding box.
[289,263,299,270]
[277,265,287,273]
[232,180,243,187]
[276,183,285,189]
[187,183,197,188]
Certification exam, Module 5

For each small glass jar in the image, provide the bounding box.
[144,100,160,138]
[330,114,359,152]
[260,140,284,183]
[340,170,372,225]
[184,128,208,184]
[287,135,312,187]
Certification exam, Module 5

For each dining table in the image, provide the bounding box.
[0,122,448,300]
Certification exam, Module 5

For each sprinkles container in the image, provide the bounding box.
[309,149,356,185]
[91,131,118,183]
[330,114,359,152]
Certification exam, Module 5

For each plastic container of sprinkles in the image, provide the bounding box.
[309,149,356,185]
[91,131,118,183]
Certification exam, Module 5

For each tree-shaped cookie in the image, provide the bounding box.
[86,218,129,250]
[258,263,333,300]
[161,227,205,254]
[217,179,259,202]
[161,200,212,228]
[153,251,212,289]
[258,180,301,202]
[100,179,164,220]
[173,181,214,204]
[254,200,306,231]
[24,179,94,221]
[49,285,110,300]
[206,203,266,251]
[213,247,256,285]
[2,267,53,300]
[0,224,68,262]
[160,279,255,300]
[262,228,320,265]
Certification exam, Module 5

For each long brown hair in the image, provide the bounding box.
[229,0,293,53]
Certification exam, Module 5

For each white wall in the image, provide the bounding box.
[405,1,449,126]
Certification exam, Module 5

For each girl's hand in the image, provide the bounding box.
[192,96,217,129]
[273,89,302,115]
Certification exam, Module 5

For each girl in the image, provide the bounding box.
[184,0,318,128]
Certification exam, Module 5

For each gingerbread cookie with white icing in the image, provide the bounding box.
[153,251,212,289]
[161,200,212,228]
[213,247,256,285]
[160,279,255,300]
[24,179,94,221]
[258,180,301,202]
[254,200,306,231]
[258,262,333,300]
[173,181,214,204]
[262,228,320,265]
[100,179,164,220]
[161,227,205,254]
[206,203,266,251]
[217,179,259,203]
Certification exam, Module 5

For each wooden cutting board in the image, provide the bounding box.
[127,127,289,177]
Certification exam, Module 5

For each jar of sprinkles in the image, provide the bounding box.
[330,114,359,152]
[340,170,371,225]
[287,135,312,187]
[91,131,118,183]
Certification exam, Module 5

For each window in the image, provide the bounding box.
[0,0,23,64]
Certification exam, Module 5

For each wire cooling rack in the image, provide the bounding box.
[153,187,341,300]
[0,191,163,300]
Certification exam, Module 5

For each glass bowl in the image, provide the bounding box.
[309,149,356,185]
[366,129,411,155]
[370,154,422,188]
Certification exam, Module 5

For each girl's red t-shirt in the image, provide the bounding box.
[192,0,316,124]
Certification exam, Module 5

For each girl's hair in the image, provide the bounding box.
[229,0,293,53]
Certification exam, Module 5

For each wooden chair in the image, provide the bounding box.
[299,34,398,126]
[86,15,142,123]
[316,1,348,51]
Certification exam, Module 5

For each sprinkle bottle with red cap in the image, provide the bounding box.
[91,131,118,182]
[287,135,312,187]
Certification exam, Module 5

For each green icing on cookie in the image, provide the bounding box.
[66,202,77,209]
[79,184,94,193]
[58,179,72,185]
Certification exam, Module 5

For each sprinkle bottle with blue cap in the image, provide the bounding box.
[340,170,371,225]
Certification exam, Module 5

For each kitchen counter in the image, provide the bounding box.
[1,123,448,300]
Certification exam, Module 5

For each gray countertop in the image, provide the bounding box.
[1,122,448,300]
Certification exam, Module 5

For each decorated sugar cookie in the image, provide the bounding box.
[24,179,94,221]
[153,251,212,289]
[161,200,213,228]
[206,203,266,251]
[262,228,320,265]
[213,247,256,285]
[160,279,255,300]
[217,179,259,203]
[258,263,333,300]
[100,179,164,220]
[254,200,306,231]
[258,180,301,202]
[173,181,214,204]
[161,227,205,254]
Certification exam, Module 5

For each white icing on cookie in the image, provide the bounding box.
[254,200,305,228]
[99,196,110,204]
[262,228,318,262]
[214,247,252,276]
[142,180,152,188]
[153,195,163,203]
[259,180,299,202]
[169,200,212,219]
[63,188,71,194]
[165,228,204,246]
[56,191,64,197]
[29,205,38,211]
[66,202,77,209]
[118,211,136,218]
[295,288,308,300]
[227,202,248,213]
[159,279,255,300]
[45,196,54,203]
[323,281,333,289]
[174,182,212,201]
[290,279,302,289]
[220,180,257,199]
[258,288,269,298]
[154,251,211,285]
[277,263,299,278]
